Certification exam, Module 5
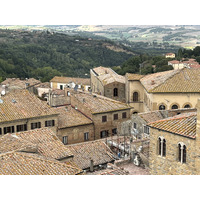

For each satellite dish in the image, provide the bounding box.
[1,90,5,96]
[0,99,3,103]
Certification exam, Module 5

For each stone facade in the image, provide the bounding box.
[149,128,196,175]
[57,123,95,145]
[70,91,131,140]
[148,100,200,175]
[0,115,58,136]
[90,67,125,102]
[125,69,200,114]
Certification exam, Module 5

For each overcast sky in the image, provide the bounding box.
[1,0,200,25]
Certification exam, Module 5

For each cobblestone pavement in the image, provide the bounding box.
[119,163,150,175]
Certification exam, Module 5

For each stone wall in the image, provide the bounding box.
[149,128,196,175]
[104,82,125,102]
[0,114,58,136]
[57,123,95,145]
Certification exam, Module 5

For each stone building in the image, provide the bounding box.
[47,89,71,107]
[90,66,125,102]
[70,90,132,140]
[165,52,175,58]
[130,108,196,138]
[125,68,200,114]
[50,76,90,91]
[54,105,94,145]
[0,89,58,136]
[148,99,200,175]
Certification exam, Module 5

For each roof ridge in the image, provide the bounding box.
[148,112,196,125]
[2,151,81,171]
[148,69,183,93]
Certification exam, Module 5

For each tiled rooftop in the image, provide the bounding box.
[0,128,73,159]
[73,91,131,114]
[93,66,125,85]
[140,69,180,92]
[0,89,58,122]
[1,78,41,89]
[147,68,200,93]
[138,108,196,123]
[139,111,166,123]
[92,66,117,76]
[50,76,90,85]
[148,112,197,139]
[0,152,83,175]
[67,140,115,169]
[126,73,144,81]
[54,105,93,129]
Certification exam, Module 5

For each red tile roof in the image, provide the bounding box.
[148,112,197,139]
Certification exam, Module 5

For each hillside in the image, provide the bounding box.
[0,29,134,82]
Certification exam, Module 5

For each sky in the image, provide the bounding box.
[1,0,200,25]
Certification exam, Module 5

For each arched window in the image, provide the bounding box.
[133,92,139,102]
[163,139,166,157]
[171,104,178,109]
[158,137,166,157]
[113,88,118,97]
[184,104,191,109]
[158,137,162,156]
[178,143,186,164]
[159,104,166,110]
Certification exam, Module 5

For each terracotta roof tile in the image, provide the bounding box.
[67,140,115,169]
[0,152,83,175]
[1,78,41,89]
[50,76,90,85]
[0,128,73,159]
[148,68,200,93]
[54,105,93,129]
[73,91,131,114]
[140,69,181,92]
[148,112,197,139]
[92,66,125,85]
[126,73,144,81]
[0,89,58,122]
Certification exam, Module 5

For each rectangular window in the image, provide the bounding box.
[17,124,27,132]
[112,128,117,135]
[63,136,68,145]
[102,116,107,122]
[122,112,127,119]
[31,122,41,130]
[60,85,63,90]
[4,126,15,134]
[84,132,89,141]
[100,130,108,138]
[45,120,55,127]
[0,128,2,135]
[113,114,118,120]
[133,123,137,129]
[144,126,150,134]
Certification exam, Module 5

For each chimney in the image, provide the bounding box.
[89,159,94,172]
